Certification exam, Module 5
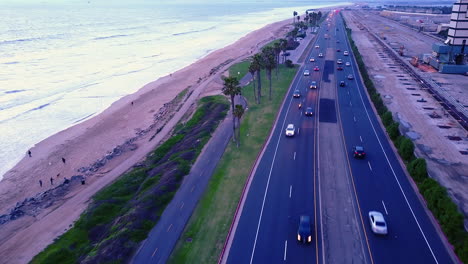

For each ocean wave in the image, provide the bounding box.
[73,112,96,124]
[4,90,26,94]
[30,103,50,111]
[0,33,67,46]
[172,25,217,36]
[3,61,19,65]
[92,34,128,41]
[0,37,42,45]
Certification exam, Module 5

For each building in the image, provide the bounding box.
[428,0,468,73]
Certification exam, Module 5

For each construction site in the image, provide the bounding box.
[342,1,468,228]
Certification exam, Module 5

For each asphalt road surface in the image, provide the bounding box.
[225,11,456,264]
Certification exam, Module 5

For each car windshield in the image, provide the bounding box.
[376,221,386,227]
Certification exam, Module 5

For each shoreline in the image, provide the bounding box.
[0,17,292,263]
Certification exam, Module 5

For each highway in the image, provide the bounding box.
[224,11,456,264]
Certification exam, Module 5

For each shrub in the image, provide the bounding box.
[285,60,294,68]
[398,137,415,162]
[386,122,400,140]
[407,158,428,183]
[382,111,394,127]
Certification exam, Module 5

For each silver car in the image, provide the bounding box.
[369,211,388,235]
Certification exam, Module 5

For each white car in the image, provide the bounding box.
[315,45,320,49]
[303,70,310,76]
[369,211,388,235]
[285,124,295,137]
[310,57,315,62]
[344,51,349,56]
[337,59,343,64]
[318,53,323,57]
[345,62,351,66]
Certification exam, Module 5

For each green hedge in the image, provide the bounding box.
[341,13,467,263]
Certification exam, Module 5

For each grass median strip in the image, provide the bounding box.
[31,95,229,264]
[169,62,297,263]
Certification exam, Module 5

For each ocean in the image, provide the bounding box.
[0,0,349,179]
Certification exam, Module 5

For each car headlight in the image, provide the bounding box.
[297,234,301,241]
[308,236,312,242]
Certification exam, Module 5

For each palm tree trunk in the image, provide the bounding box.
[236,118,240,148]
[275,55,279,78]
[256,70,261,104]
[268,70,272,100]
[231,95,236,143]
[251,74,258,104]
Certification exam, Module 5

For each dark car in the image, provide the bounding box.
[305,107,313,116]
[340,81,346,87]
[353,146,366,158]
[337,66,343,71]
[297,215,312,243]
[336,49,341,52]
[293,89,301,98]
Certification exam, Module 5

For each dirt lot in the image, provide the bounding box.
[342,10,468,224]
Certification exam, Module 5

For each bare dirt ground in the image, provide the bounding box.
[342,10,468,222]
[0,19,291,264]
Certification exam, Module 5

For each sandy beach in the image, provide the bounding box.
[0,18,292,263]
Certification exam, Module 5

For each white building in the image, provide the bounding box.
[447,0,468,46]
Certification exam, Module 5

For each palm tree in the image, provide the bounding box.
[261,46,276,100]
[252,53,263,104]
[222,76,241,142]
[279,38,288,63]
[233,104,245,148]
[293,11,297,24]
[273,42,281,77]
[248,62,258,104]
[317,11,322,22]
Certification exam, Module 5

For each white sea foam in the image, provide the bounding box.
[0,1,350,179]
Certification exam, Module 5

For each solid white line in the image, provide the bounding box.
[283,240,288,261]
[289,185,292,198]
[382,200,389,215]
[368,161,372,171]
[354,116,356,122]
[360,136,363,142]
[294,152,296,160]
[352,59,439,263]
[298,128,300,135]
[249,92,294,264]
[350,101,352,107]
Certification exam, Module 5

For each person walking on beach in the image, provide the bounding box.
[39,180,42,187]
[62,157,66,164]
[50,177,54,185]
[28,150,32,157]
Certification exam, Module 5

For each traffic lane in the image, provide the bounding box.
[227,65,308,263]
[248,79,318,263]
[337,102,436,263]
[338,37,454,263]
[339,97,446,264]
[228,61,320,263]
[344,33,454,263]
[287,106,317,263]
